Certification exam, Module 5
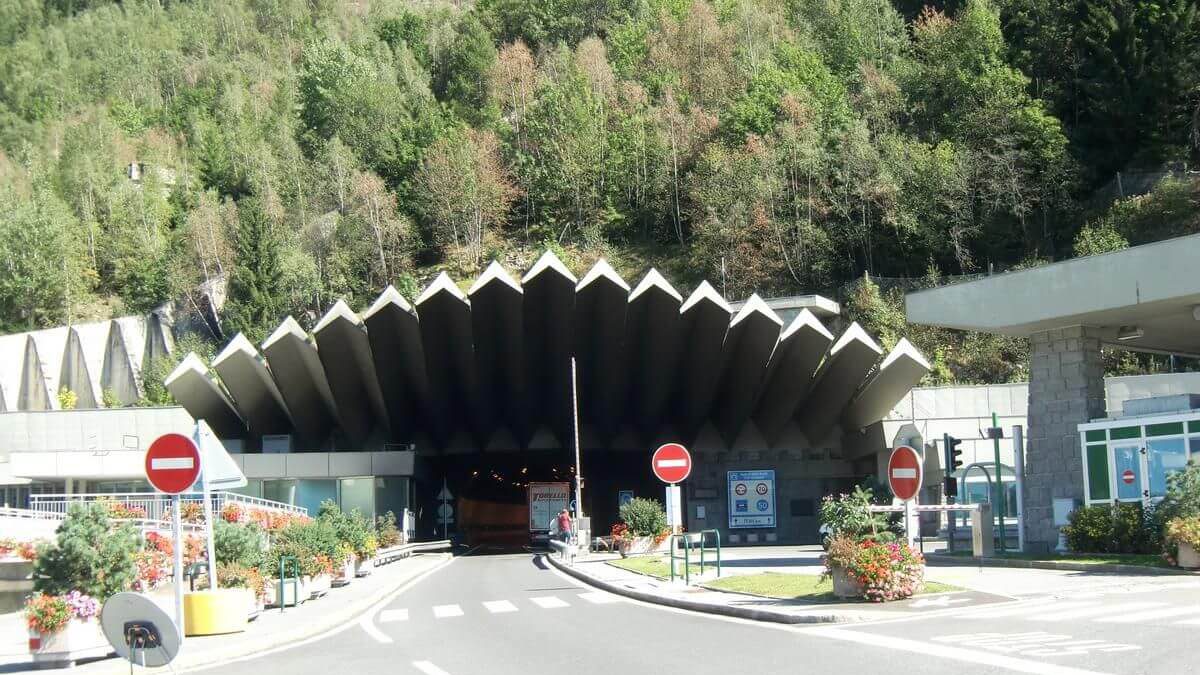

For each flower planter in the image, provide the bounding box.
[28,618,109,667]
[617,536,668,557]
[183,589,251,636]
[265,578,305,607]
[354,557,374,577]
[831,566,864,599]
[308,573,332,599]
[1179,541,1200,569]
[334,557,355,587]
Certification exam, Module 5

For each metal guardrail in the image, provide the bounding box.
[0,506,65,520]
[29,491,307,521]
[548,538,575,564]
[375,539,452,565]
[669,530,721,585]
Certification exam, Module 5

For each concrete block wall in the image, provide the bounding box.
[1024,326,1106,551]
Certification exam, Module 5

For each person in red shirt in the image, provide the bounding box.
[557,508,573,542]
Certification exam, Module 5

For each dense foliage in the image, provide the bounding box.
[1061,502,1163,554]
[618,497,669,537]
[823,534,925,602]
[32,503,140,600]
[0,0,1196,382]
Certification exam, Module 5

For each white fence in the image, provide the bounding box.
[29,491,307,523]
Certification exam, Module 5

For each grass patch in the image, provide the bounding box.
[702,572,961,602]
[607,556,719,580]
[940,550,1170,568]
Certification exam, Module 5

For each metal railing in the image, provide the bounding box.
[669,530,721,585]
[0,506,65,520]
[29,491,307,522]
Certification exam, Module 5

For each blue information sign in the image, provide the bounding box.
[727,470,776,529]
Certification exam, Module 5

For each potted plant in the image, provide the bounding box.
[1166,516,1200,568]
[355,534,378,577]
[26,591,106,667]
[614,498,671,556]
[822,534,925,602]
[334,543,356,586]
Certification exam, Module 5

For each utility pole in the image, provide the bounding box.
[991,412,1006,553]
[571,357,583,525]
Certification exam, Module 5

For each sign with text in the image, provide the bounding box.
[727,470,776,529]
[528,482,570,532]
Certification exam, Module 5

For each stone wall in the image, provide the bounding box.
[1024,326,1106,551]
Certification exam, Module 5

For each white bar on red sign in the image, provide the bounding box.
[150,458,195,470]
[657,459,688,468]
[891,468,917,478]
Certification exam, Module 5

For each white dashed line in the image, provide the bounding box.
[578,591,621,604]
[433,604,464,618]
[379,609,409,623]
[483,600,519,613]
[412,661,451,675]
[1095,606,1200,623]
[530,596,569,609]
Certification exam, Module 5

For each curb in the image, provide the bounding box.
[925,553,1196,576]
[76,552,454,675]
[544,555,873,625]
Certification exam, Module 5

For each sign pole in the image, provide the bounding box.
[992,412,1006,553]
[197,422,218,591]
[171,493,184,641]
[571,357,583,524]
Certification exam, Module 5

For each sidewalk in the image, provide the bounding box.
[0,552,452,674]
[547,545,1200,625]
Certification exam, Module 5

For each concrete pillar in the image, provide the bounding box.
[1024,326,1106,551]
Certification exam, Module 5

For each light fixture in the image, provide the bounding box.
[1116,325,1144,341]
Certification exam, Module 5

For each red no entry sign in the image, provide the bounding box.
[145,433,201,494]
[1122,469,1136,485]
[652,443,692,484]
[888,445,923,502]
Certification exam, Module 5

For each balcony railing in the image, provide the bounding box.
[29,491,308,523]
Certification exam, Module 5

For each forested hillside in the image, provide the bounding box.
[0,0,1196,385]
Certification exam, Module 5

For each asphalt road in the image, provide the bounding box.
[196,551,1200,675]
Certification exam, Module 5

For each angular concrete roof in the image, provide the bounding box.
[906,234,1200,355]
[163,252,928,449]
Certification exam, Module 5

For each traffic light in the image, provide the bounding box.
[943,433,963,498]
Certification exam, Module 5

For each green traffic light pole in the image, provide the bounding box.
[992,412,1005,553]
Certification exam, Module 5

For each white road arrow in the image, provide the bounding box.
[911,596,972,608]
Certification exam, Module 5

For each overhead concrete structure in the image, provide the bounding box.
[166,253,928,453]
[905,233,1200,551]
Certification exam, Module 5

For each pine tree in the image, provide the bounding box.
[222,197,285,344]
[33,503,139,600]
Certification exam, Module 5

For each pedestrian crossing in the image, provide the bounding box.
[377,591,623,623]
[948,596,1200,627]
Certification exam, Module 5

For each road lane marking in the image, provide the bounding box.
[412,661,451,675]
[530,596,569,609]
[380,609,409,623]
[483,600,518,613]
[1031,602,1159,621]
[1094,606,1200,623]
[808,628,1113,675]
[934,631,1140,658]
[433,604,464,618]
[1174,616,1200,625]
[578,591,621,604]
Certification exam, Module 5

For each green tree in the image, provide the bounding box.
[1073,221,1129,257]
[222,198,285,344]
[33,503,140,600]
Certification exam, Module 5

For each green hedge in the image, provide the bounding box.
[1062,502,1162,554]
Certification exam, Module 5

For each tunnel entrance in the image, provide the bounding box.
[428,450,668,550]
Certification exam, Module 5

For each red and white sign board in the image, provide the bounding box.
[145,433,201,494]
[887,445,923,502]
[652,443,692,484]
[1122,469,1136,485]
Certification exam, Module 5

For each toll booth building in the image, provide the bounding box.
[91,254,934,546]
[1078,396,1200,505]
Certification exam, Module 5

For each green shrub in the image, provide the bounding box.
[819,486,891,540]
[33,503,140,600]
[376,511,402,548]
[317,500,374,558]
[618,498,668,537]
[265,518,340,577]
[214,521,266,569]
[1063,502,1160,554]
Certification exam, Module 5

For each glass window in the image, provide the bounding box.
[1192,437,1200,463]
[293,480,337,516]
[1086,444,1111,501]
[1146,422,1185,437]
[1189,421,1200,434]
[339,477,375,522]
[1111,427,1141,440]
[374,477,411,522]
[1113,445,1142,500]
[1085,429,1106,443]
[1147,438,1188,497]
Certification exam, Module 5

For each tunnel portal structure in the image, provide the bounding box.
[166,252,930,544]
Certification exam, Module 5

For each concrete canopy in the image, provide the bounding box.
[168,252,925,451]
[906,233,1200,356]
[212,332,293,437]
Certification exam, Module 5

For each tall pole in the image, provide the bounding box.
[992,412,1006,553]
[1013,425,1026,553]
[571,357,583,524]
[196,422,218,590]
[171,493,185,641]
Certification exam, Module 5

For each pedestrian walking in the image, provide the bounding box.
[557,508,573,542]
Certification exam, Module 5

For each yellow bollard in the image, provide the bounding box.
[183,589,252,636]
